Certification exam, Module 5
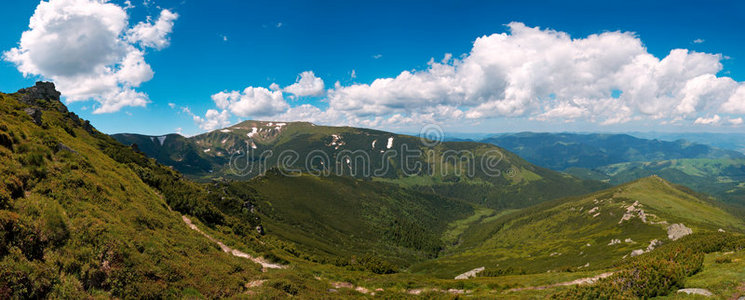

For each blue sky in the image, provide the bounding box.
[1,0,744,136]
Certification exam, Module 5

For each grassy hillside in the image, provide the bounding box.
[411,176,745,279]
[225,172,474,270]
[0,83,291,297]
[5,83,745,298]
[567,158,745,206]
[114,121,609,210]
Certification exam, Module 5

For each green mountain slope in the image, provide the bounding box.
[114,121,608,210]
[482,132,744,170]
[566,158,745,206]
[225,172,474,270]
[5,83,745,299]
[412,176,745,278]
[0,83,280,298]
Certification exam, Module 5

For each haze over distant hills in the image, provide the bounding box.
[480,132,745,206]
[481,132,744,171]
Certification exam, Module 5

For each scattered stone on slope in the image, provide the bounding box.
[646,239,662,251]
[57,143,78,154]
[667,223,693,241]
[608,239,621,246]
[181,216,285,271]
[454,266,485,280]
[507,272,614,292]
[677,288,713,297]
[631,239,663,257]
[588,207,599,214]
[619,201,647,224]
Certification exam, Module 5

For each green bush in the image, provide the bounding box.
[552,232,744,299]
[41,203,69,247]
[351,254,397,274]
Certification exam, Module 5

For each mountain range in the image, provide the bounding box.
[2,83,745,298]
[113,121,608,210]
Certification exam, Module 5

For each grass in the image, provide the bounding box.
[665,250,745,298]
[441,207,496,247]
[409,177,745,279]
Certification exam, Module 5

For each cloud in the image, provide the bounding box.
[193,22,744,132]
[194,109,232,131]
[283,71,325,97]
[3,0,177,114]
[693,115,721,125]
[127,9,178,50]
[222,87,290,117]
[372,54,382,59]
[324,22,745,126]
[693,38,705,44]
[192,71,333,129]
[728,117,743,125]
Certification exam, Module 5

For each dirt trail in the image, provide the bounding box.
[506,272,614,292]
[181,215,285,271]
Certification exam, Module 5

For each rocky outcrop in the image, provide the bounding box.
[17,81,64,110]
[667,223,693,241]
[454,267,485,280]
[619,201,647,224]
[15,82,98,135]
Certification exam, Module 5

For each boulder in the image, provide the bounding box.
[454,266,485,280]
[24,107,43,126]
[667,223,693,241]
[677,288,713,297]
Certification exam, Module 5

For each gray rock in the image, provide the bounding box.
[17,81,63,108]
[57,143,78,154]
[677,288,713,297]
[24,107,43,126]
[667,223,693,241]
[454,266,485,280]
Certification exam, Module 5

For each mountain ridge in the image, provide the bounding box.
[481,131,744,170]
[114,120,609,210]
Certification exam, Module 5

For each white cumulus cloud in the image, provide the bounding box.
[283,71,325,97]
[324,22,745,126]
[694,115,721,125]
[193,22,745,132]
[3,0,177,113]
[127,9,178,50]
[194,109,232,131]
